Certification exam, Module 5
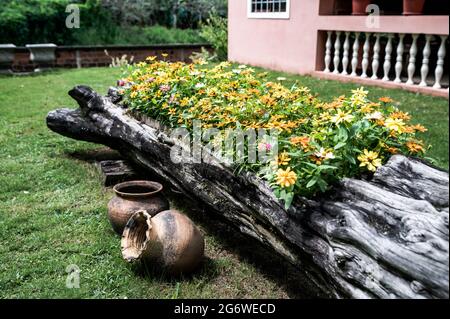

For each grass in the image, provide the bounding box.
[0,66,448,299]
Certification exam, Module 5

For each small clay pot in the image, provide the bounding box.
[108,181,169,234]
[121,210,205,275]
[352,0,371,15]
[403,0,426,15]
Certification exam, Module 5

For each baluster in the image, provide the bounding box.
[382,34,394,81]
[333,31,342,74]
[324,31,332,73]
[394,34,405,83]
[419,34,432,87]
[406,34,419,85]
[371,33,381,79]
[341,32,350,75]
[433,35,447,89]
[351,32,360,76]
[361,33,370,78]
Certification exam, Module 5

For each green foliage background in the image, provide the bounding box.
[0,0,227,46]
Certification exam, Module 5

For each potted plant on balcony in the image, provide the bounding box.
[403,0,426,15]
[352,0,371,15]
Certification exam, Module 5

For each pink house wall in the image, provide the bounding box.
[228,0,449,75]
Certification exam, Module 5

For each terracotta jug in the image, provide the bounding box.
[121,210,205,275]
[108,180,169,234]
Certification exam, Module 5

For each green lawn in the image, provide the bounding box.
[0,67,448,298]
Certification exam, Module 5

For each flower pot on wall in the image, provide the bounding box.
[0,44,15,73]
[352,0,371,15]
[403,0,426,15]
[26,43,57,72]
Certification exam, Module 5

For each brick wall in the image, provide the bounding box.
[9,44,212,72]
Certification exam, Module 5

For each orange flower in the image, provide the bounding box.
[379,96,393,103]
[403,126,416,134]
[387,147,399,154]
[406,141,425,153]
[276,167,297,188]
[290,136,310,150]
[412,124,427,132]
[390,111,411,121]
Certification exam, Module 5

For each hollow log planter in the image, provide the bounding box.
[46,86,449,299]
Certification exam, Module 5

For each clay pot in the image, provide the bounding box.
[121,210,205,275]
[352,0,371,15]
[403,0,426,15]
[108,181,169,234]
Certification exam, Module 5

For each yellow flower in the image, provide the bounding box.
[352,87,369,97]
[331,110,354,125]
[358,149,382,172]
[130,91,138,98]
[276,167,297,188]
[360,103,374,113]
[161,53,168,58]
[384,117,406,133]
[146,56,157,61]
[272,151,291,167]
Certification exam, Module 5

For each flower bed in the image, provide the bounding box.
[118,58,428,207]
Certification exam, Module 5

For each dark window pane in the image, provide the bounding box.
[281,1,286,12]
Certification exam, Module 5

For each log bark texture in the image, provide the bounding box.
[47,86,449,299]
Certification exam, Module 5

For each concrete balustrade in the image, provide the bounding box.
[319,31,448,97]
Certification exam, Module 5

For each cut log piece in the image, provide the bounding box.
[97,160,140,186]
[46,85,449,299]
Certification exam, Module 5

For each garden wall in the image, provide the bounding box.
[10,44,212,72]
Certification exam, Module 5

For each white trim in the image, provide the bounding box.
[247,0,291,19]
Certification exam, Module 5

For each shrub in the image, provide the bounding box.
[200,13,227,61]
[117,60,429,208]
[73,25,206,45]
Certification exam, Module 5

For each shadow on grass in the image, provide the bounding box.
[130,256,221,284]
[167,194,327,299]
[69,146,327,299]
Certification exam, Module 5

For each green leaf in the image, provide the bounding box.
[284,192,294,209]
[317,178,328,192]
[306,177,317,188]
[334,141,347,150]
[318,165,338,171]
[338,126,349,142]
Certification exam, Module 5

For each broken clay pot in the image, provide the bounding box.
[121,210,205,275]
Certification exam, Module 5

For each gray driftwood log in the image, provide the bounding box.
[46,86,449,299]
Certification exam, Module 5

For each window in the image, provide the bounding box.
[247,0,290,19]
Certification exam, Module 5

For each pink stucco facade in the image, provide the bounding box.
[228,0,449,76]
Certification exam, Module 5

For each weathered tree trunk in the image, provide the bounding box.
[46,86,449,299]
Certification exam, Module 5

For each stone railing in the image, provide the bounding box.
[0,43,212,73]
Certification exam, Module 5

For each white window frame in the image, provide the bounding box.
[247,0,290,19]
